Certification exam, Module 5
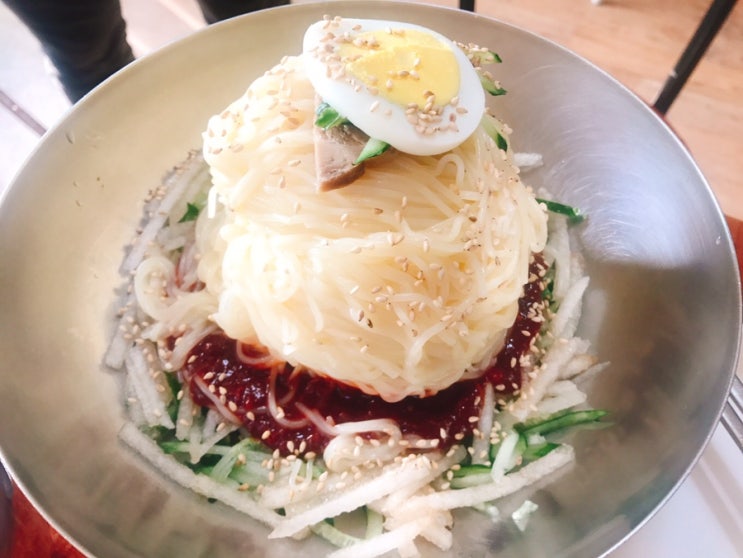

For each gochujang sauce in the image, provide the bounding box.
[184,257,546,456]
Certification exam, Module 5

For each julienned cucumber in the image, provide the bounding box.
[478,71,507,97]
[355,137,391,164]
[480,115,509,152]
[536,198,585,224]
[516,409,609,437]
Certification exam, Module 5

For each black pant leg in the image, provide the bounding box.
[194,0,289,25]
[2,0,135,102]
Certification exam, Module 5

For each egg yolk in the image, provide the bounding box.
[338,28,460,109]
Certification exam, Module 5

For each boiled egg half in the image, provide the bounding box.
[302,17,486,156]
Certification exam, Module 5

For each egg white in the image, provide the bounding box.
[302,17,485,156]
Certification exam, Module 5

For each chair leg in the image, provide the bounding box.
[653,0,737,115]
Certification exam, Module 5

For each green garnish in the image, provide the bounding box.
[178,189,208,224]
[164,372,182,422]
[520,441,560,462]
[495,131,508,151]
[451,464,491,478]
[478,71,508,97]
[515,409,609,437]
[458,43,503,66]
[536,198,585,224]
[480,115,509,152]
[355,137,391,164]
[178,202,201,223]
[315,102,348,129]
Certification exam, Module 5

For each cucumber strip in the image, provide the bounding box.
[475,50,503,65]
[178,202,200,223]
[459,44,503,66]
[355,137,391,164]
[495,132,508,151]
[490,431,523,478]
[365,507,384,539]
[159,439,231,456]
[311,520,361,548]
[451,464,491,478]
[177,189,209,223]
[315,102,348,129]
[164,373,182,422]
[488,431,526,463]
[450,472,493,489]
[516,409,609,437]
[536,198,585,224]
[478,71,507,96]
[480,115,509,152]
[227,460,272,486]
[450,464,492,487]
[159,438,270,460]
[211,438,263,482]
[521,441,560,462]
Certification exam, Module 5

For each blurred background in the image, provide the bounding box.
[1,0,741,219]
[0,1,741,556]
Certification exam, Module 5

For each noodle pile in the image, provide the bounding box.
[197,55,547,401]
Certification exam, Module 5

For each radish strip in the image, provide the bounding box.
[119,422,282,527]
[327,519,428,558]
[400,445,574,512]
[270,453,443,539]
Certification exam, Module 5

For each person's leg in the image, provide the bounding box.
[3,0,135,102]
[195,0,288,25]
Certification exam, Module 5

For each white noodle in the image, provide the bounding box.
[201,55,547,401]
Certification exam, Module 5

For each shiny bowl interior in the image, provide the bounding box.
[0,2,739,557]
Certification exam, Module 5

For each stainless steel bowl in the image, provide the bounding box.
[0,2,739,556]
[0,463,11,556]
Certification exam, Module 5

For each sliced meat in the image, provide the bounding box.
[313,123,368,191]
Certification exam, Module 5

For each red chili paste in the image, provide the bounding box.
[183,257,546,456]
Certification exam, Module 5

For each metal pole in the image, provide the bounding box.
[653,0,737,115]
